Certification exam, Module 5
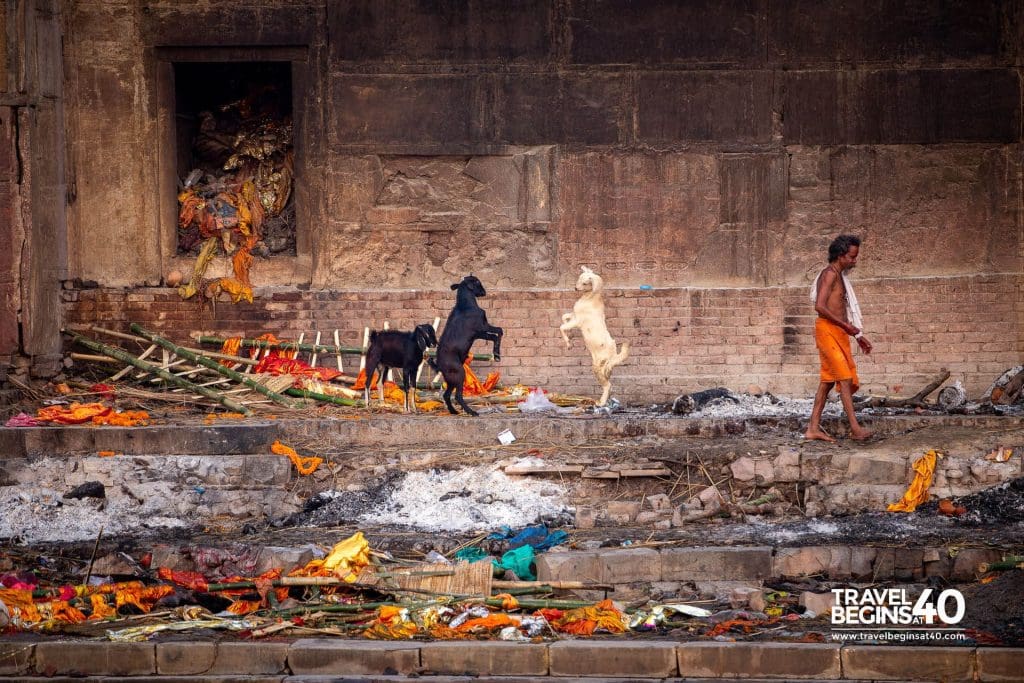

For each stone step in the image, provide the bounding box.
[0,422,281,459]
[2,454,294,489]
[6,413,1019,460]
[0,639,1017,681]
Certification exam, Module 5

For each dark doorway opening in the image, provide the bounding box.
[173,61,296,258]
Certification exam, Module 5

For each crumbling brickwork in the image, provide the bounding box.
[35,0,1024,399]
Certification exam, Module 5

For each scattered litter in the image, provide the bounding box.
[497,429,516,445]
[517,388,559,413]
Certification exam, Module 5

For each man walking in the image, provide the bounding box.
[805,235,874,442]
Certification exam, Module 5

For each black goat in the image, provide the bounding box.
[364,323,438,413]
[431,275,503,416]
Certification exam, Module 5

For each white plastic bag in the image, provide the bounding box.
[517,388,558,413]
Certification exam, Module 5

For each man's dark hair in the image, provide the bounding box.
[828,234,861,263]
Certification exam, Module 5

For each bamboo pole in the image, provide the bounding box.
[85,326,257,365]
[310,331,322,368]
[67,331,253,416]
[333,329,343,372]
[111,344,157,381]
[130,324,297,409]
[285,387,361,407]
[192,334,493,361]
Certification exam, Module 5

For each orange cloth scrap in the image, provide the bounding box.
[255,354,341,381]
[539,599,627,635]
[363,605,418,640]
[36,402,149,427]
[0,582,173,627]
[814,318,859,392]
[454,613,520,634]
[887,449,940,512]
[355,355,499,396]
[271,440,323,476]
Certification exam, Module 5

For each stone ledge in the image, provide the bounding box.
[841,645,975,682]
[976,648,1024,682]
[419,641,548,676]
[678,642,842,679]
[33,641,155,676]
[286,639,420,675]
[548,640,678,677]
[6,639,1017,680]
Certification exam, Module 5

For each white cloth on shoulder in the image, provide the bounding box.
[810,269,864,339]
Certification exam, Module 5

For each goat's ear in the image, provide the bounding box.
[580,265,593,273]
[450,283,460,290]
[415,328,429,351]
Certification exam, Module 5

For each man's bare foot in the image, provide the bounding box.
[850,428,874,441]
[804,429,836,443]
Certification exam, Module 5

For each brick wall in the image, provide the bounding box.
[64,272,1020,403]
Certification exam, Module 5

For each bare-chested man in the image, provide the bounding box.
[805,235,874,442]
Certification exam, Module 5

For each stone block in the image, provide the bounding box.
[568,0,764,64]
[573,505,597,528]
[142,4,315,45]
[773,446,802,482]
[646,493,672,511]
[254,546,316,575]
[0,642,34,675]
[493,74,623,145]
[420,641,547,676]
[287,639,419,675]
[847,454,908,484]
[244,455,293,486]
[773,546,852,579]
[952,548,1002,581]
[209,642,288,675]
[842,645,974,682]
[157,642,215,675]
[549,640,677,677]
[662,547,772,581]
[977,648,1024,682]
[35,642,155,676]
[769,0,1002,64]
[678,642,842,679]
[596,547,662,583]
[605,500,641,523]
[535,551,602,584]
[894,548,925,580]
[331,75,474,146]
[329,0,552,62]
[799,591,837,617]
[780,69,1020,145]
[695,580,763,601]
[638,72,772,144]
[730,586,766,612]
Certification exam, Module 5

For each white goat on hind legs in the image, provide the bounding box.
[559,266,630,407]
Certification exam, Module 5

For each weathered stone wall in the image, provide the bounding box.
[51,0,1024,399]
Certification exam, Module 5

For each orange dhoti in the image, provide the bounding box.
[815,318,859,392]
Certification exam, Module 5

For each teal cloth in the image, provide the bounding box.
[453,544,536,581]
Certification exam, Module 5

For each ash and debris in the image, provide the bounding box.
[287,465,572,533]
[960,569,1024,644]
[0,485,189,545]
[918,476,1024,526]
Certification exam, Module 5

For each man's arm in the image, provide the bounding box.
[814,269,860,335]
